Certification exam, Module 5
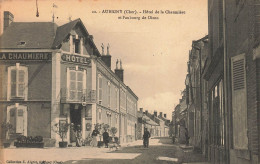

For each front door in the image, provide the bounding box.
[70,104,82,142]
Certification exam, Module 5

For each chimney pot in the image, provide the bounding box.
[4,11,14,31]
[145,110,148,115]
[101,43,111,68]
[159,112,162,117]
[140,108,143,113]
[164,114,167,118]
[154,111,157,117]
[115,60,124,82]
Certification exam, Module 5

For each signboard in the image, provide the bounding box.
[61,53,91,65]
[0,52,51,60]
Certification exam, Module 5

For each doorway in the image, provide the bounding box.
[70,104,82,142]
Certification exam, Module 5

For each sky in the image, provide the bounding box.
[0,0,208,119]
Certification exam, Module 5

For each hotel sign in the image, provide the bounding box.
[61,53,91,65]
[0,52,51,60]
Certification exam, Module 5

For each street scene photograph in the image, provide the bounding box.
[0,0,259,164]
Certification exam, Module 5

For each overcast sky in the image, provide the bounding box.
[0,0,208,119]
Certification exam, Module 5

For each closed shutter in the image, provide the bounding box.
[16,109,24,133]
[11,69,16,97]
[231,53,248,149]
[98,77,102,102]
[77,71,83,100]
[18,70,25,97]
[70,71,76,100]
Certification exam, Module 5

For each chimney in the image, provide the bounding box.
[115,59,124,82]
[145,110,148,115]
[159,112,162,117]
[154,111,157,117]
[101,43,112,69]
[164,114,167,118]
[140,108,143,113]
[4,11,14,31]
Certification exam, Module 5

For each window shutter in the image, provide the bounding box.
[11,69,16,97]
[77,71,83,100]
[18,70,25,97]
[70,71,76,100]
[98,78,102,101]
[231,53,248,149]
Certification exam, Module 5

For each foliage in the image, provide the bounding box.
[1,122,13,140]
[16,135,43,143]
[102,124,110,131]
[1,122,13,131]
[52,121,70,142]
[110,127,117,136]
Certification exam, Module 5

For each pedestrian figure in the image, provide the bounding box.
[185,127,189,146]
[143,128,150,148]
[91,126,100,147]
[103,129,109,148]
[75,125,82,147]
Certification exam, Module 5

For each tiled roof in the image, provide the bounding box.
[0,22,57,49]
[143,115,159,126]
[52,19,80,48]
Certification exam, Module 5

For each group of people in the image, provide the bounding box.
[91,126,110,148]
[71,124,152,148]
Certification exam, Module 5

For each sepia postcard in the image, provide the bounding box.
[0,0,259,164]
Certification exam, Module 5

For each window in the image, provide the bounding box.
[8,63,28,100]
[7,104,27,135]
[210,79,224,146]
[115,89,118,110]
[98,75,102,104]
[98,109,102,120]
[67,67,85,101]
[108,82,111,107]
[74,39,80,54]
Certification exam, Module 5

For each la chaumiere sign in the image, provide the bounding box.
[0,52,51,60]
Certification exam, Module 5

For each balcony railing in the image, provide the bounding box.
[60,88,96,104]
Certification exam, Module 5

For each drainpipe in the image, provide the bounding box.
[223,0,229,163]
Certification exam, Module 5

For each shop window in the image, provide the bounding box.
[8,63,28,100]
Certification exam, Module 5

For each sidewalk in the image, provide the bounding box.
[0,146,111,163]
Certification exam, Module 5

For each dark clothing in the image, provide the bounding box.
[143,131,150,139]
[185,128,189,146]
[103,132,109,148]
[143,131,150,148]
[92,129,99,137]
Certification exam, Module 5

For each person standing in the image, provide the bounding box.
[102,129,109,148]
[184,127,189,146]
[143,128,150,148]
[91,126,100,147]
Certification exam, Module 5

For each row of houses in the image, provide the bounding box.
[137,108,170,139]
[172,1,260,164]
[0,11,138,146]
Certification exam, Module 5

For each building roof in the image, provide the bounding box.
[142,115,159,126]
[0,22,57,49]
[52,19,79,49]
[0,18,101,57]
